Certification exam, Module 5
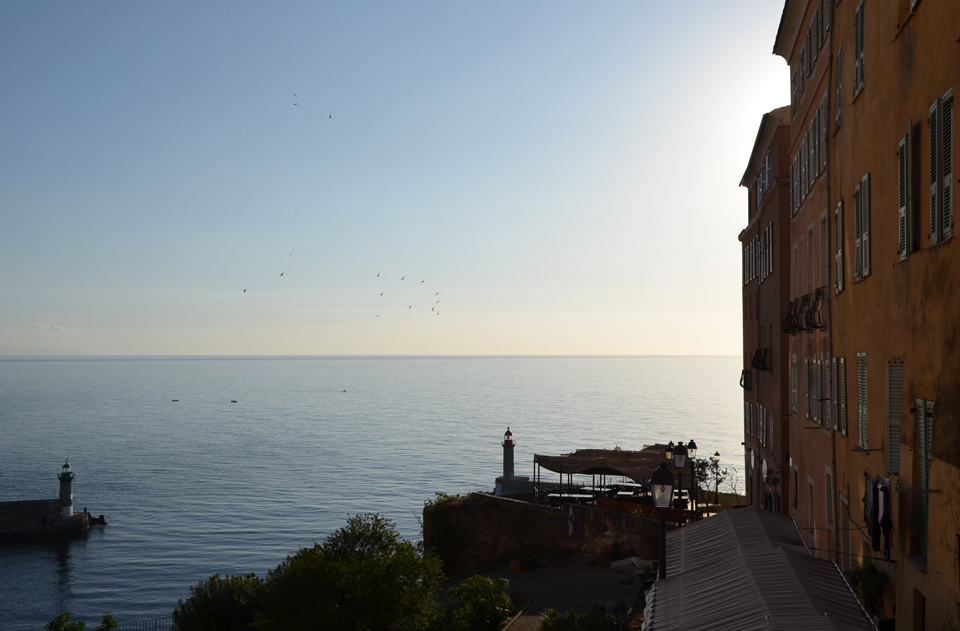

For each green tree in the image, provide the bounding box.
[171,573,264,631]
[436,575,514,631]
[254,513,444,631]
[537,601,629,631]
[46,612,118,631]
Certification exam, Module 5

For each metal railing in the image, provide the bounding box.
[116,616,172,631]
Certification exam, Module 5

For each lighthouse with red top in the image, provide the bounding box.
[494,427,533,496]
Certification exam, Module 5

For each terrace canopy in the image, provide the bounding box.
[533,444,668,484]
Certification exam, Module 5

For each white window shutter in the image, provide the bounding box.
[886,362,903,475]
[898,133,909,258]
[862,173,871,277]
[831,357,839,431]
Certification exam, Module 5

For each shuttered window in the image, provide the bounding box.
[929,89,954,244]
[854,0,865,96]
[745,401,752,435]
[886,361,903,475]
[854,174,871,280]
[834,47,843,129]
[835,202,844,293]
[811,117,818,188]
[824,360,832,429]
[917,399,934,555]
[792,355,798,414]
[802,137,808,199]
[840,358,847,436]
[820,94,829,173]
[831,358,839,431]
[898,130,915,259]
[857,352,868,449]
[812,360,821,424]
[805,358,811,419]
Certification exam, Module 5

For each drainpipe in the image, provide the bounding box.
[825,0,839,566]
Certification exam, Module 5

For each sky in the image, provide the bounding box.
[0,2,788,355]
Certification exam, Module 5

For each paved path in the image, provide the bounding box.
[465,565,640,631]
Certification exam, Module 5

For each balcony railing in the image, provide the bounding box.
[781,287,828,335]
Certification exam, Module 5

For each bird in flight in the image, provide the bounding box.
[401,276,405,280]
[377,273,380,277]
[435,292,440,296]
[243,289,247,294]
[431,307,435,312]
[380,292,383,296]
[293,93,298,105]
[408,305,412,309]
[329,114,332,119]
[280,272,284,277]
[289,252,294,256]
[421,280,425,284]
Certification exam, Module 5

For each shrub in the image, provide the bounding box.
[45,612,117,631]
[436,575,514,631]
[172,573,264,631]
[537,601,629,631]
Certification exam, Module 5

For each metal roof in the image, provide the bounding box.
[642,508,877,631]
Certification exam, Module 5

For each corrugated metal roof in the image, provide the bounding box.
[642,508,876,631]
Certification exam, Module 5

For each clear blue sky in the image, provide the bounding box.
[0,1,787,355]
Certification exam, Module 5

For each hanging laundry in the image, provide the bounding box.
[880,479,894,558]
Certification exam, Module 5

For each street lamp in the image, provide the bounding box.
[687,439,698,514]
[651,461,674,579]
[665,441,675,463]
[673,441,688,525]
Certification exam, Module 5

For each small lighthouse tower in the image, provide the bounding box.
[502,427,515,480]
[57,462,74,518]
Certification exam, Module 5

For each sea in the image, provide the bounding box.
[0,355,743,629]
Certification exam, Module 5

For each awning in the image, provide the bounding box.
[642,507,877,631]
[533,445,669,483]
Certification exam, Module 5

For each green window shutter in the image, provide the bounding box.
[898,133,909,258]
[820,94,829,173]
[942,91,953,238]
[886,362,903,475]
[930,99,941,243]
[840,358,847,436]
[861,173,871,277]
[834,47,843,129]
[835,202,844,293]
[792,355,798,414]
[854,183,863,280]
[857,352,868,449]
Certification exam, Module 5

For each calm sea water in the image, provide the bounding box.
[0,356,743,629]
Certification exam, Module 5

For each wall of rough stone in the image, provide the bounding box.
[423,493,661,574]
[0,499,87,535]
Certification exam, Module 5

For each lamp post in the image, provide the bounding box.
[687,439,698,515]
[672,441,688,526]
[711,451,722,504]
[651,461,674,579]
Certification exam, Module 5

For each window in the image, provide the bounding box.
[805,358,811,419]
[840,357,848,436]
[835,201,844,293]
[929,89,954,244]
[899,126,918,258]
[854,174,871,280]
[825,469,835,527]
[831,358,839,431]
[824,359,832,429]
[801,139,808,200]
[834,47,843,129]
[917,399,933,555]
[820,94,829,173]
[792,70,799,115]
[793,468,799,510]
[758,149,773,204]
[792,355,798,414]
[854,0,865,96]
[813,359,822,424]
[857,352,868,449]
[808,479,817,543]
[745,401,753,435]
[887,361,903,475]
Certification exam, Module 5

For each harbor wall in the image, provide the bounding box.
[0,499,89,535]
[423,493,660,574]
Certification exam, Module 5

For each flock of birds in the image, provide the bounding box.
[234,94,446,320]
[241,252,445,319]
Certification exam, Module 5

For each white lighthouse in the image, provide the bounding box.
[57,462,74,518]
